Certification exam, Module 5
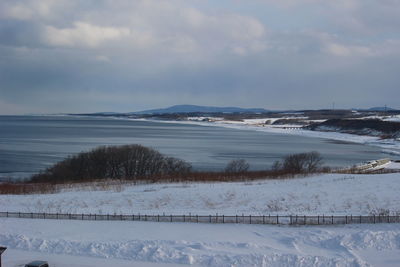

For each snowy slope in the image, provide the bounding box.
[1,173,400,215]
[2,218,400,267]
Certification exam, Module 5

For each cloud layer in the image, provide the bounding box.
[0,0,399,114]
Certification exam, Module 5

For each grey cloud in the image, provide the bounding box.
[0,0,399,114]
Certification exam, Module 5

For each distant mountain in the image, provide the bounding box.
[133,105,269,114]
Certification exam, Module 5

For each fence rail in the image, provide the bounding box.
[1,211,399,225]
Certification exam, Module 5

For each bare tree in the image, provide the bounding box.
[225,159,250,173]
[271,160,282,171]
[282,151,323,173]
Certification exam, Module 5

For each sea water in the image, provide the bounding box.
[0,115,397,180]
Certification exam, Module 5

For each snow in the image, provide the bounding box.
[146,115,400,152]
[4,245,179,267]
[182,119,400,151]
[2,218,400,267]
[1,173,400,216]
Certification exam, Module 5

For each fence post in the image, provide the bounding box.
[6,212,8,218]
[276,215,279,224]
[305,215,307,225]
[323,214,325,224]
[373,215,375,224]
[317,215,320,225]
[359,215,362,224]
[331,215,333,224]
[345,215,347,224]
[290,215,292,225]
[236,215,238,224]
[249,215,251,224]
[263,215,265,224]
[18,212,20,218]
[222,215,224,223]
[209,215,211,223]
[31,212,33,219]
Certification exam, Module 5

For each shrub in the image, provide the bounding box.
[225,159,250,173]
[31,144,192,183]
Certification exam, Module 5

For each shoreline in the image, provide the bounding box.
[124,116,400,154]
[19,114,400,155]
[50,113,400,155]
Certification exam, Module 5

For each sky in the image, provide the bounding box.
[0,0,399,114]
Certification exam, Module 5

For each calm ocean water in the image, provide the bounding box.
[0,115,396,180]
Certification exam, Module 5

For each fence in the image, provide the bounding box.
[0,212,399,225]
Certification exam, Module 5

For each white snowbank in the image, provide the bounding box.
[1,173,400,215]
[1,218,400,267]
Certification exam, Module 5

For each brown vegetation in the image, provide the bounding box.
[0,148,330,195]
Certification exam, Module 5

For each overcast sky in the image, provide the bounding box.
[1,0,399,114]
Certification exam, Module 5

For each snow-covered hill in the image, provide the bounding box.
[2,173,400,215]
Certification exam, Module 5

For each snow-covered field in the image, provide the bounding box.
[2,218,400,267]
[2,173,400,266]
[1,173,400,216]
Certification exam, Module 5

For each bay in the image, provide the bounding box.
[0,115,397,180]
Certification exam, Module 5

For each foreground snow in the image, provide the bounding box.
[1,173,400,215]
[1,218,400,267]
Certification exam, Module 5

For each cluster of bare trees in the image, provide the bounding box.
[273,151,323,173]
[31,145,192,183]
[30,145,325,184]
[224,159,250,173]
[225,151,324,174]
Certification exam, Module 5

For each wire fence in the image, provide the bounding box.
[1,211,399,225]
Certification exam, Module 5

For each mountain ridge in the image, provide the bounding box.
[133,105,270,114]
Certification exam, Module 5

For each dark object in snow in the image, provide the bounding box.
[0,246,7,267]
[25,261,49,267]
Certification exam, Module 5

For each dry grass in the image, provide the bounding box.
[0,169,317,195]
